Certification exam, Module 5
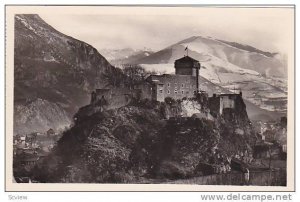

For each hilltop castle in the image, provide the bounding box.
[90,54,243,115]
[145,55,201,102]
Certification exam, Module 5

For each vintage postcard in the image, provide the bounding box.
[5,5,295,191]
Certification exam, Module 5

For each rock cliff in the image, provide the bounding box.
[14,14,116,134]
[30,96,256,183]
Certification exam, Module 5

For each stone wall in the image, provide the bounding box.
[91,88,142,109]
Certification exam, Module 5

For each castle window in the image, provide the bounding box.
[167,83,170,87]
[159,89,163,93]
[167,90,170,94]
[181,83,184,88]
[181,90,184,94]
[174,90,178,94]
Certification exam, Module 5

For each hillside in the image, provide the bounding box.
[28,96,256,183]
[14,99,71,135]
[14,14,117,134]
[135,36,287,78]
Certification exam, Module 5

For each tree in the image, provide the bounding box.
[102,67,124,87]
[122,65,147,89]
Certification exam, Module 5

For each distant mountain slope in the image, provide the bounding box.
[215,39,277,57]
[100,48,154,66]
[14,14,116,134]
[136,36,287,78]
[100,48,137,62]
[243,100,283,121]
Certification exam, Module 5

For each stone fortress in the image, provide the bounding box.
[90,51,243,116]
[146,55,201,102]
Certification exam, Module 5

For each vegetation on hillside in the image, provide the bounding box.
[23,93,256,183]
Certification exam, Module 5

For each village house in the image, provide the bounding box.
[46,128,56,136]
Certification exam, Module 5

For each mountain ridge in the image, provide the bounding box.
[134,35,287,78]
[14,14,116,134]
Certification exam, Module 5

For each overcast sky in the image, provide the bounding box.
[39,7,294,53]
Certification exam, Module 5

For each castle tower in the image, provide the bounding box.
[174,55,201,92]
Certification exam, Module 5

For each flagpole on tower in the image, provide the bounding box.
[185,46,188,56]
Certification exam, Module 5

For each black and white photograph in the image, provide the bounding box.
[5,5,295,191]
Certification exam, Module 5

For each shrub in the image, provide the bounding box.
[158,161,188,179]
[165,97,176,105]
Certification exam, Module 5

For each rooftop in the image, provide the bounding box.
[218,92,242,97]
[175,55,199,63]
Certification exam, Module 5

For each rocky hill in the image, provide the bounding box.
[29,96,256,183]
[14,14,117,134]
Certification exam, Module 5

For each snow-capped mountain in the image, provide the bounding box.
[100,48,154,66]
[135,36,287,78]
[134,36,287,116]
[100,48,137,61]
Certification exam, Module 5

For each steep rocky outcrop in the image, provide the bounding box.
[14,14,117,134]
[30,96,256,183]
